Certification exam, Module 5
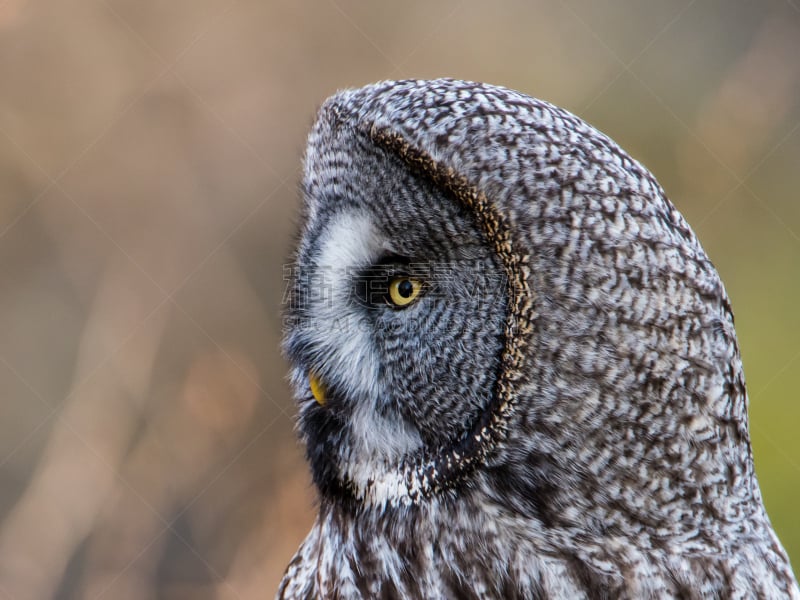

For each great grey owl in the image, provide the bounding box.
[278,79,799,599]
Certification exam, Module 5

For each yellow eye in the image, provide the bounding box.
[309,372,326,406]
[387,276,423,307]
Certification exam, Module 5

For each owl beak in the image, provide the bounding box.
[309,372,326,406]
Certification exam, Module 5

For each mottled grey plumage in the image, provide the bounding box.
[279,79,799,598]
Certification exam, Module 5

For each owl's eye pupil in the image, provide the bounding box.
[397,279,414,298]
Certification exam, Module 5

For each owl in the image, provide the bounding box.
[278,79,799,599]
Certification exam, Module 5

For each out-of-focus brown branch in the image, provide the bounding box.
[679,16,800,196]
[219,461,313,600]
[0,0,25,29]
[0,260,170,600]
[80,348,259,599]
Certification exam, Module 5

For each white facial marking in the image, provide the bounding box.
[311,210,384,402]
[308,210,422,478]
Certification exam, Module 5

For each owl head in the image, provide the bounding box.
[283,79,757,540]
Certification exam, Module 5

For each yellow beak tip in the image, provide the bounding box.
[309,373,326,406]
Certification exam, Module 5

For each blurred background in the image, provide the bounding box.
[0,0,798,597]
